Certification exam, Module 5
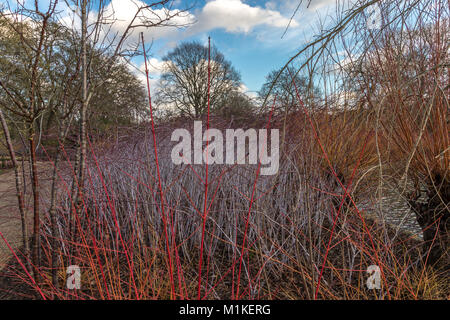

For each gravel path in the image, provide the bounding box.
[0,162,52,270]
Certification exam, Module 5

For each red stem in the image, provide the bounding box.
[198,36,211,300]
[141,33,175,299]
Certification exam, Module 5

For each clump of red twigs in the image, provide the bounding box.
[1,105,447,300]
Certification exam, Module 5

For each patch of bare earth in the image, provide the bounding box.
[0,162,53,299]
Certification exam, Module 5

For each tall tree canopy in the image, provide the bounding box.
[259,66,321,112]
[156,41,242,118]
[0,16,147,141]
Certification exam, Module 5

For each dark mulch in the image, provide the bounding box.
[0,256,39,300]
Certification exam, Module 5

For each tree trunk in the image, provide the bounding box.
[0,109,31,272]
[70,0,88,257]
[78,0,88,197]
[29,124,40,278]
[48,151,61,291]
[410,176,449,268]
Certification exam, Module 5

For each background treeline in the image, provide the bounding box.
[0,16,148,156]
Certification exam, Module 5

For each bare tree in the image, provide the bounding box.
[156,41,242,118]
[0,0,61,278]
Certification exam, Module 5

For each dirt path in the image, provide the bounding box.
[0,162,53,270]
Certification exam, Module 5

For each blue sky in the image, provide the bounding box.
[150,0,337,94]
[98,0,339,95]
[1,0,339,94]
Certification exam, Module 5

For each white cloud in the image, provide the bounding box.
[54,0,194,47]
[54,0,303,49]
[103,0,195,40]
[191,0,299,34]
[132,57,166,90]
[265,0,336,13]
[147,57,167,76]
[95,0,301,46]
[307,0,337,11]
[135,70,159,93]
[239,83,258,99]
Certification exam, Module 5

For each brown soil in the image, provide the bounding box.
[0,162,53,271]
